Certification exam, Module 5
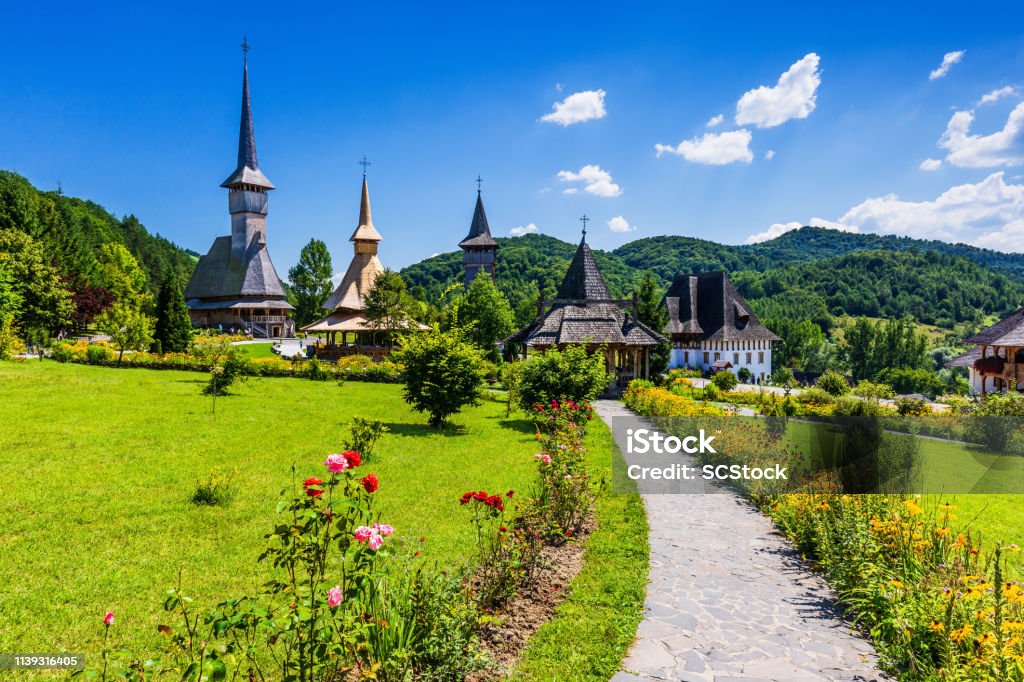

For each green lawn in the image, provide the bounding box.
[232,341,279,359]
[0,361,647,680]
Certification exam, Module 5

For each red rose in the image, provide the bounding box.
[304,477,324,497]
[506,489,515,498]
[342,450,362,468]
[360,473,379,493]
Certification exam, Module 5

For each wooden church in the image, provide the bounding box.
[184,47,294,338]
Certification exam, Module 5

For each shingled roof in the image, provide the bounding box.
[504,234,665,347]
[183,236,291,306]
[556,238,611,300]
[322,177,384,312]
[662,271,779,342]
[458,191,499,248]
[221,62,274,190]
[965,307,1024,346]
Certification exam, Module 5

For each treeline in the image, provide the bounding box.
[0,171,195,298]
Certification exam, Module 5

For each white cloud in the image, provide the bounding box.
[540,89,607,126]
[655,129,753,165]
[510,223,539,236]
[555,83,564,93]
[744,221,802,244]
[743,219,857,244]
[929,50,965,80]
[765,149,776,160]
[919,158,942,171]
[939,101,1024,168]
[707,114,724,127]
[735,53,821,128]
[607,216,636,233]
[562,187,579,195]
[791,172,1024,249]
[556,164,622,197]
[979,86,1017,106]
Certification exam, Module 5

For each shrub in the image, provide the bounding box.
[518,343,612,407]
[737,366,752,383]
[895,396,931,416]
[622,385,726,417]
[816,369,850,396]
[189,471,235,507]
[711,370,738,391]
[86,344,111,364]
[702,382,721,402]
[796,387,836,407]
[392,327,485,427]
[202,354,250,396]
[303,357,333,381]
[771,367,794,386]
[852,379,895,401]
[50,343,74,363]
[343,416,389,461]
[875,367,945,398]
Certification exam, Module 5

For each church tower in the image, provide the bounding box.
[458,181,499,288]
[221,42,275,259]
[183,39,294,338]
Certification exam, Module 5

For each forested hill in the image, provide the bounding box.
[0,171,196,292]
[400,228,1024,329]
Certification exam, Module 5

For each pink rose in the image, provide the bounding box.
[368,534,384,551]
[324,453,349,473]
[354,526,373,542]
[373,523,394,537]
[326,586,343,607]
[104,611,114,625]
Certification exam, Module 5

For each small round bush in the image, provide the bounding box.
[796,387,836,406]
[816,370,850,397]
[711,370,738,391]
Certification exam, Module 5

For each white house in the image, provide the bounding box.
[661,271,779,382]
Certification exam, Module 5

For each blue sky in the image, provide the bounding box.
[2,2,1023,278]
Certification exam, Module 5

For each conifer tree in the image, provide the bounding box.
[154,274,192,354]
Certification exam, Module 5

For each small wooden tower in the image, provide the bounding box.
[458,181,499,288]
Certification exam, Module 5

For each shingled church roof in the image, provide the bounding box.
[458,191,499,248]
[184,235,291,305]
[322,177,385,312]
[220,62,274,190]
[662,271,778,342]
[504,233,665,347]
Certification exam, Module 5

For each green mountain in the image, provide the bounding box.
[0,171,196,293]
[400,227,1024,330]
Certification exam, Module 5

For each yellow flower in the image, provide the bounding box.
[952,534,967,549]
[1003,621,1024,633]
[977,633,996,646]
[940,502,957,511]
[889,579,906,590]
[965,583,993,599]
[941,513,956,521]
[927,620,945,633]
[950,625,973,643]
[903,499,924,516]
[935,527,951,537]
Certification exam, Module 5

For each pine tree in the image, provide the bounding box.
[287,239,334,327]
[154,274,193,354]
[635,270,670,375]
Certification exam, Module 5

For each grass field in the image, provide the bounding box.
[232,341,280,359]
[0,361,647,679]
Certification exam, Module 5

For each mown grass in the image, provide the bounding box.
[0,361,649,680]
[233,341,280,359]
[0,362,540,664]
[512,420,648,680]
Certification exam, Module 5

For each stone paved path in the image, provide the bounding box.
[595,400,889,682]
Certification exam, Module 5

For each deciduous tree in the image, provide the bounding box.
[288,239,334,327]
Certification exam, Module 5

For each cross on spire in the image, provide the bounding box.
[359,156,371,176]
[475,174,483,193]
[579,214,590,238]
[241,36,250,63]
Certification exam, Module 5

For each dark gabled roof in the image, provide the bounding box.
[184,235,289,303]
[662,271,779,342]
[946,346,982,368]
[556,238,611,300]
[221,62,274,190]
[965,307,1024,346]
[458,191,499,248]
[504,302,666,347]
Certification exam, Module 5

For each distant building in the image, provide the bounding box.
[947,306,1024,395]
[661,271,778,381]
[458,188,498,288]
[504,225,665,396]
[301,173,429,358]
[184,52,294,338]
